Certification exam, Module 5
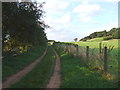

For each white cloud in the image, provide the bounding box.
[39,0,71,30]
[78,13,92,22]
[38,0,69,16]
[54,13,72,24]
[73,1,100,15]
[44,12,72,31]
[44,12,73,41]
[73,1,101,22]
[45,28,73,41]
[43,0,69,11]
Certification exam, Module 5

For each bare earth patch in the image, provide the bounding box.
[46,48,61,88]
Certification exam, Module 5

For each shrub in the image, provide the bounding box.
[82,39,87,42]
[103,36,113,40]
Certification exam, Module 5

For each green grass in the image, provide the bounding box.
[3,46,46,82]
[87,37,104,42]
[11,46,56,88]
[55,47,117,88]
[70,38,118,48]
[67,38,118,81]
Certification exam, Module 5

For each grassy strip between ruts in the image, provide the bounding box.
[3,46,46,82]
[10,46,56,88]
[55,47,118,88]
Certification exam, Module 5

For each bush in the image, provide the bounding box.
[103,36,113,40]
[82,39,87,42]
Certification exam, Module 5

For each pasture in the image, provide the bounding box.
[70,38,118,48]
[66,38,118,81]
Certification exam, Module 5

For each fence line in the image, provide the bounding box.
[54,42,108,73]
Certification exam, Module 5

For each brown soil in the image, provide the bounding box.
[2,48,48,88]
[46,48,61,88]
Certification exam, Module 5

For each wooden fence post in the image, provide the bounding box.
[86,46,89,60]
[67,44,69,54]
[104,46,108,73]
[99,42,102,54]
[68,45,70,54]
[76,45,78,57]
[70,45,72,54]
[67,44,69,53]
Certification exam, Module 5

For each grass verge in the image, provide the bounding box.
[55,47,118,88]
[11,46,56,88]
[3,46,46,82]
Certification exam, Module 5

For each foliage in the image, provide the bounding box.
[80,28,120,41]
[48,40,55,42]
[103,36,113,40]
[74,38,78,42]
[2,1,48,56]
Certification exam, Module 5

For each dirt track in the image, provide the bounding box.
[46,48,61,88]
[2,48,48,88]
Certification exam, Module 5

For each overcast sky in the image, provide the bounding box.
[36,0,118,42]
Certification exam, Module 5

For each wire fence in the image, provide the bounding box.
[54,42,109,73]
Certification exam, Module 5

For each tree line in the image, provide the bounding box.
[2,1,49,56]
[80,28,120,41]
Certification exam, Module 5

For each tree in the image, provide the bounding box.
[2,1,48,55]
[74,38,78,42]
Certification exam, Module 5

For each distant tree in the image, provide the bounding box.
[48,40,55,42]
[112,28,120,39]
[74,38,78,42]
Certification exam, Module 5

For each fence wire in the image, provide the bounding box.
[54,42,105,70]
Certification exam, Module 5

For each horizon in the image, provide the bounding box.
[48,27,119,42]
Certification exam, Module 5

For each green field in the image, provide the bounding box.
[70,38,118,48]
[55,46,117,88]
